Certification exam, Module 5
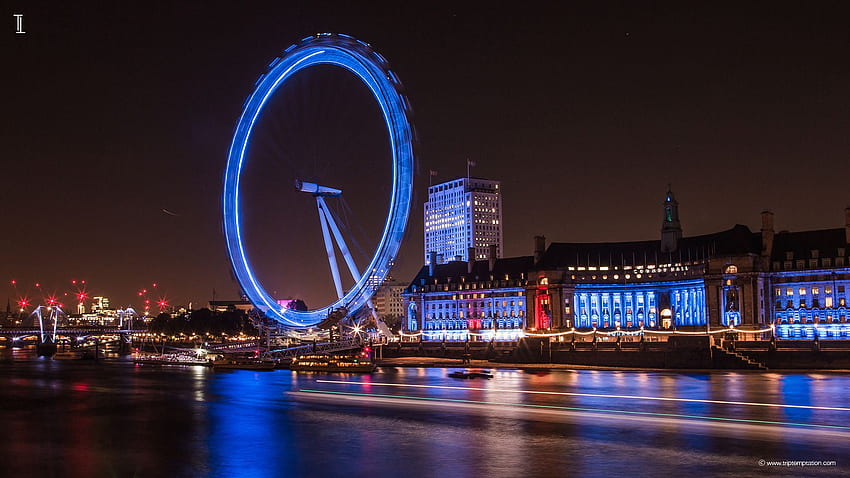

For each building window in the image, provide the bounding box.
[725,265,738,274]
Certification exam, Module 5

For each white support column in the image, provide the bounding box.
[36,307,45,342]
[317,198,344,299]
[51,308,58,343]
[318,196,362,283]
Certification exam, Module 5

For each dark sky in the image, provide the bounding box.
[3,1,849,310]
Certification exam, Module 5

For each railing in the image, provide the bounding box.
[266,338,363,358]
[206,341,260,351]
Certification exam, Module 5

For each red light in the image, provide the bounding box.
[143,289,147,294]
[35,283,40,287]
[138,292,143,296]
[152,283,157,287]
[81,280,85,284]
[10,280,16,285]
[72,280,76,285]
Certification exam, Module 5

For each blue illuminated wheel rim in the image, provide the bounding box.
[223,34,414,328]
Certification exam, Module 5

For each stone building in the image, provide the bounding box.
[372,277,407,322]
[403,189,850,341]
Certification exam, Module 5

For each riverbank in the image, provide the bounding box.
[375,356,850,373]
[381,336,850,370]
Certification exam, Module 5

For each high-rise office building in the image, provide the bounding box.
[424,177,502,265]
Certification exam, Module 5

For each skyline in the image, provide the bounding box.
[4,2,849,308]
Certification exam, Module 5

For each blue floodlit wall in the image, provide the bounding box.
[572,279,706,328]
[414,285,526,341]
[772,268,850,339]
[222,34,414,328]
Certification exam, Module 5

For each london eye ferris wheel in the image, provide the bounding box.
[222,34,415,328]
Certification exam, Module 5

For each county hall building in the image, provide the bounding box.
[403,187,850,341]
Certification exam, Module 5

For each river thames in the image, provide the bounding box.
[0,350,847,477]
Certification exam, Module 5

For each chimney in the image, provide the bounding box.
[488,244,497,272]
[760,210,775,258]
[467,247,476,274]
[428,251,437,276]
[845,207,850,245]
[534,236,546,264]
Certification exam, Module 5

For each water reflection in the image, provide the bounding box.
[0,353,847,477]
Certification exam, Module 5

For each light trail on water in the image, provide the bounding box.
[315,379,850,412]
[294,389,850,434]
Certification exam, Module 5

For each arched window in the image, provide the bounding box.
[725,264,738,274]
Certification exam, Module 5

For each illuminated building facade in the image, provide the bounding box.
[768,221,850,339]
[404,189,850,341]
[424,177,502,265]
[91,296,110,312]
[403,253,530,341]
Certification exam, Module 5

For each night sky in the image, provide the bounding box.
[3,2,849,310]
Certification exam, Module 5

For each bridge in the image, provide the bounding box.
[0,328,146,341]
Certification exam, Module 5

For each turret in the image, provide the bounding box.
[661,187,682,253]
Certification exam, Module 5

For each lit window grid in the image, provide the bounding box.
[415,287,527,338]
[424,180,502,264]
[772,275,849,329]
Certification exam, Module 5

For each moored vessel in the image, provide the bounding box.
[289,354,376,373]
[53,350,84,360]
[134,353,211,366]
[211,357,276,371]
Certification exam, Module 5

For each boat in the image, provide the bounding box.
[448,369,493,379]
[289,354,376,373]
[134,353,211,366]
[53,350,84,360]
[211,357,276,371]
